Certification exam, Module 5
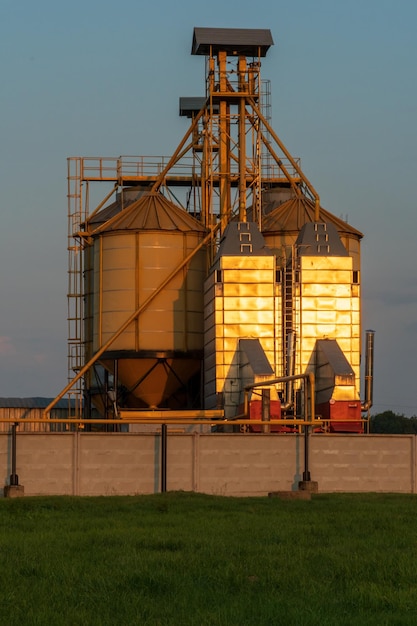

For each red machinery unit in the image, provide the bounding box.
[317,399,363,433]
[241,399,292,433]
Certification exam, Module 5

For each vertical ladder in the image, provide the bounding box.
[260,78,272,185]
[282,245,299,377]
[67,158,85,417]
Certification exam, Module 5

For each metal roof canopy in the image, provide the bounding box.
[0,397,75,409]
[179,97,206,117]
[191,27,273,57]
[179,97,220,118]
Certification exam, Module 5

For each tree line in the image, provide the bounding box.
[369,411,417,434]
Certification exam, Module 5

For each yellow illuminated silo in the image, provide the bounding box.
[261,196,363,411]
[86,191,208,410]
[293,222,361,392]
[204,222,279,418]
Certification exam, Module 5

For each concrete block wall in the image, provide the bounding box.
[1,432,416,497]
[311,434,416,493]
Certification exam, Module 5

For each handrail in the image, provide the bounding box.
[67,154,302,183]
[0,418,326,426]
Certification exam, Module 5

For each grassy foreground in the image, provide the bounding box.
[0,493,417,625]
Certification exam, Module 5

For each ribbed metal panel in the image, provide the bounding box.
[92,231,206,353]
[93,192,207,233]
[0,400,76,432]
[89,187,149,227]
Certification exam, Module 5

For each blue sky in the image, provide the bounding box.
[0,0,416,415]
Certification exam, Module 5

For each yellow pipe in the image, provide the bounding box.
[2,418,329,426]
[308,371,315,422]
[232,373,316,424]
[98,237,103,346]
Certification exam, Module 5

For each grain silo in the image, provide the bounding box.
[45,27,373,432]
[82,192,208,414]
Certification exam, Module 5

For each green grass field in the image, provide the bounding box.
[0,492,416,625]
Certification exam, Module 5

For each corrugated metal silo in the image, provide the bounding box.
[86,192,208,409]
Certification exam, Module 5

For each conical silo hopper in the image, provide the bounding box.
[86,192,208,409]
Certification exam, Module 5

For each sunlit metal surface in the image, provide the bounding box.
[43,27,372,434]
